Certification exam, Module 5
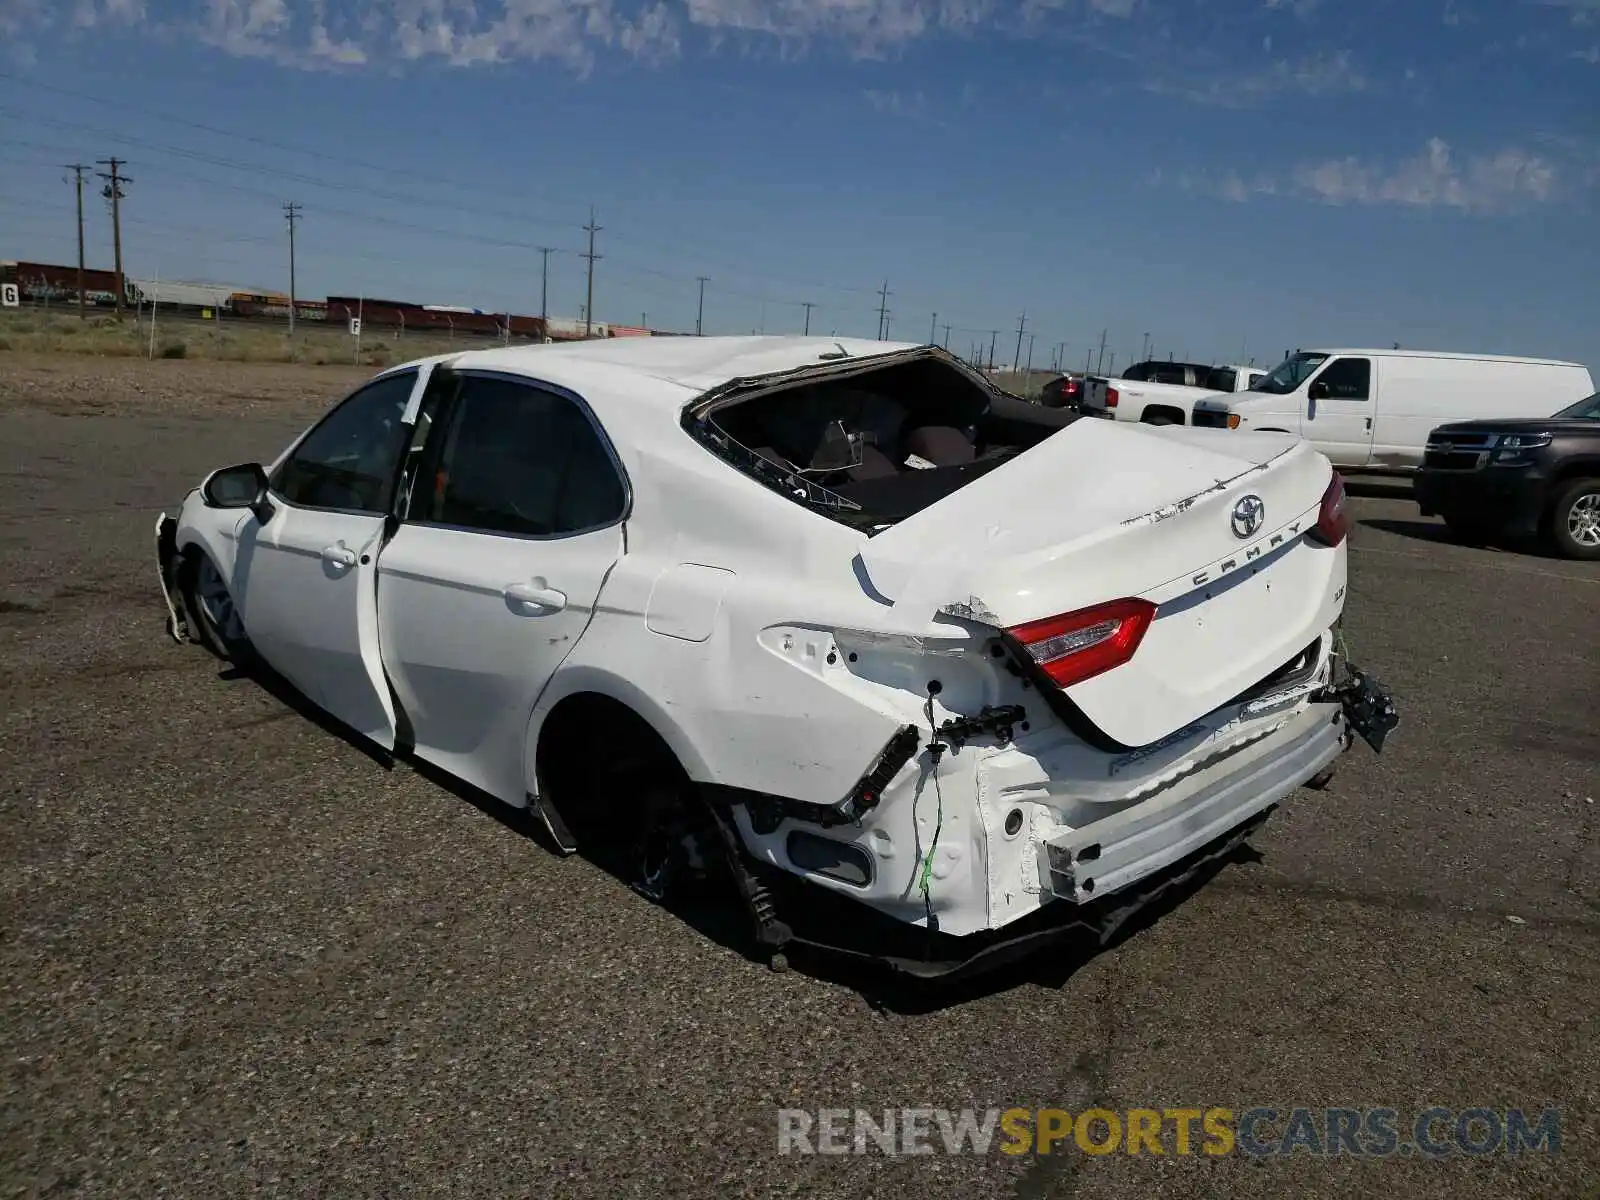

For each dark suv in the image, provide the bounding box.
[1415,391,1600,560]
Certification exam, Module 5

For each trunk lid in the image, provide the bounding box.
[859,419,1341,747]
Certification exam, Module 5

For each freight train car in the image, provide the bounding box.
[228,292,329,322]
[326,297,545,341]
[3,260,136,308]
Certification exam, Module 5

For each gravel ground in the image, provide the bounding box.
[2,355,1597,1199]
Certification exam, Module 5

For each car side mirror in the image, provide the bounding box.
[202,462,275,524]
[1308,380,1330,401]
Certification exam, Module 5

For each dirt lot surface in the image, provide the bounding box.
[3,354,1597,1199]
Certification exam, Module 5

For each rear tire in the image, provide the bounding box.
[1547,477,1600,561]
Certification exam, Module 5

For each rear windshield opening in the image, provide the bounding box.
[688,351,1080,532]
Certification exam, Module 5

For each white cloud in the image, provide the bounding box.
[1,0,1152,67]
[1186,138,1569,214]
[682,0,1000,57]
[1263,0,1320,17]
[3,0,144,33]
[1147,49,1366,107]
[1180,169,1279,203]
[1295,139,1559,212]
[863,87,927,114]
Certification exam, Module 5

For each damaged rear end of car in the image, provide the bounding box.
[670,345,1399,979]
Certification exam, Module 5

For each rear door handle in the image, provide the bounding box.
[321,543,358,567]
[504,582,567,611]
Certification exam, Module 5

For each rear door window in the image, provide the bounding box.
[417,374,626,538]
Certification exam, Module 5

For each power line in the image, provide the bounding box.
[7,132,1028,341]
[94,156,130,315]
[5,129,955,333]
[0,80,887,300]
[582,207,601,339]
[63,162,89,321]
[283,202,302,338]
[538,247,554,326]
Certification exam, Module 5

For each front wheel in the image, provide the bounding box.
[1548,477,1600,561]
[182,552,254,663]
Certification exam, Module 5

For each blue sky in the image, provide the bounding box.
[1,0,1597,371]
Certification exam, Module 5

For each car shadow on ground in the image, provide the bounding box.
[780,846,1260,1016]
[1359,517,1460,546]
[1341,476,1414,502]
[212,656,1279,1015]
[1359,517,1565,560]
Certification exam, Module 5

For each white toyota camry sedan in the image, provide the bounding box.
[155,336,1398,979]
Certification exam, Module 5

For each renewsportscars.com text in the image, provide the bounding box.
[776,1106,1561,1158]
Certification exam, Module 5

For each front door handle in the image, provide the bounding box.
[504,582,567,611]
[321,543,358,567]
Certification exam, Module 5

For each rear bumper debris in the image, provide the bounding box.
[732,656,1398,983]
[1042,703,1346,905]
[1319,665,1399,753]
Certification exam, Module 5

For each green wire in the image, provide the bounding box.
[919,771,944,903]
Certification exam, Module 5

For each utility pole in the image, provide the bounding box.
[1095,328,1108,374]
[538,247,553,329]
[875,280,891,340]
[582,206,601,339]
[801,301,814,336]
[696,276,709,336]
[64,163,89,320]
[95,157,130,315]
[282,202,302,338]
[1142,332,1151,362]
[929,312,937,345]
[1013,311,1027,373]
[941,323,951,348]
[1025,333,1035,375]
[987,330,998,372]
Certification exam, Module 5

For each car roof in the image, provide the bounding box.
[388,334,925,399]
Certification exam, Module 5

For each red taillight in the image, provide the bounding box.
[1310,471,1350,546]
[1105,386,1119,408]
[1008,598,1156,689]
[1066,379,1080,395]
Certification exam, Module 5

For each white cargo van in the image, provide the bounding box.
[1190,349,1595,472]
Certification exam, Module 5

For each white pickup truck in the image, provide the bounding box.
[1081,362,1267,426]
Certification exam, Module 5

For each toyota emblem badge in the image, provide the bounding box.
[1231,494,1265,539]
